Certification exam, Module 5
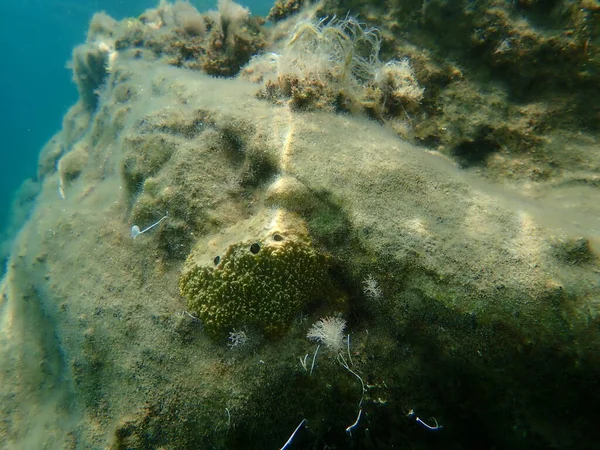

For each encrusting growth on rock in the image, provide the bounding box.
[179,208,330,337]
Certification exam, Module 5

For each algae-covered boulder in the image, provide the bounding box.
[4,3,600,450]
[180,208,330,336]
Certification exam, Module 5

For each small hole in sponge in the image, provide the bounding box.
[250,243,260,254]
[213,255,221,265]
[273,234,283,241]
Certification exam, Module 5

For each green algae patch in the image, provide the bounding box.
[179,208,329,337]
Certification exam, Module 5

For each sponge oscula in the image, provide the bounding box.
[179,208,329,337]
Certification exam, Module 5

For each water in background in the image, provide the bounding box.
[0,0,270,249]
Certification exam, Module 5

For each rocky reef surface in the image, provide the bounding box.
[1,1,600,449]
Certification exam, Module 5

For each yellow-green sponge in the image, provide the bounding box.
[179,209,329,336]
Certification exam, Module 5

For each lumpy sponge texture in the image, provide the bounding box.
[179,209,328,336]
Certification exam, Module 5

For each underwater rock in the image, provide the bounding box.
[3,3,600,450]
[265,175,315,213]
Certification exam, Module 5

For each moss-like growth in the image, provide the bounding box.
[265,175,315,214]
[179,208,329,337]
[551,236,596,265]
[267,0,306,22]
[121,134,176,196]
[37,134,65,180]
[56,142,90,198]
[58,143,89,182]
[71,41,114,111]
